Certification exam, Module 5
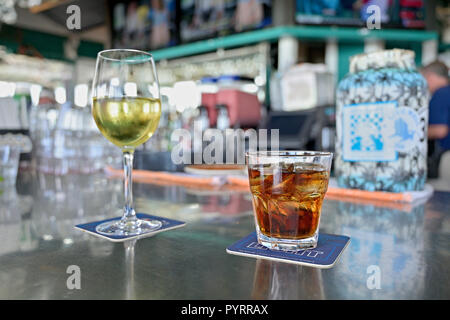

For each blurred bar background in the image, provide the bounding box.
[0,0,448,184]
[0,0,449,301]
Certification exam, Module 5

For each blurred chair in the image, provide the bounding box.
[439,151,450,181]
[427,139,444,179]
[427,142,450,192]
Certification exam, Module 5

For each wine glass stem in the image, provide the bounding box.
[123,150,136,222]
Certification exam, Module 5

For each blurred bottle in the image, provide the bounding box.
[30,91,121,175]
[56,102,121,174]
[216,104,230,130]
[29,89,60,174]
[166,108,182,151]
[197,105,210,131]
[269,70,283,111]
[192,106,209,155]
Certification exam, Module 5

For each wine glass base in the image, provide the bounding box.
[95,218,162,237]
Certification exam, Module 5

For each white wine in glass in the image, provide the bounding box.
[92,49,162,236]
[92,97,161,148]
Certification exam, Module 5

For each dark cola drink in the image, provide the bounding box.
[248,163,329,240]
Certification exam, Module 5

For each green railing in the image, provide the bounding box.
[151,25,438,61]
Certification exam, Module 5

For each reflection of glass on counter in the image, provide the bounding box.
[251,259,325,299]
[321,199,426,299]
[197,193,253,221]
[0,187,35,254]
[29,172,122,242]
[124,240,136,300]
[0,145,20,186]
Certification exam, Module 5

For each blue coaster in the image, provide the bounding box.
[226,232,350,269]
[75,213,186,242]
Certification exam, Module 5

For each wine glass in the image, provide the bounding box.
[91,49,162,236]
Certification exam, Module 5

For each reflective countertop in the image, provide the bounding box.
[0,171,449,299]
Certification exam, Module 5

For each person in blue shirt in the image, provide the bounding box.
[421,61,450,178]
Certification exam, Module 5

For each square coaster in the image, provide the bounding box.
[75,213,186,242]
[226,232,350,269]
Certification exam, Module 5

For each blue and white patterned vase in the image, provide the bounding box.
[335,49,429,192]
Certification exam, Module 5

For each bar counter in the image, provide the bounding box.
[0,171,448,299]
